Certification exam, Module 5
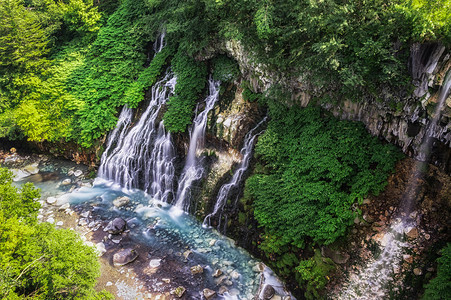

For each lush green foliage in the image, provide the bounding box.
[296,250,335,300]
[1,0,449,147]
[163,49,207,132]
[248,104,402,249]
[423,243,451,300]
[0,168,111,299]
[212,55,240,83]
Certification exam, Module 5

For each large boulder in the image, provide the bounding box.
[113,248,138,267]
[113,196,131,208]
[104,217,126,234]
[261,285,275,300]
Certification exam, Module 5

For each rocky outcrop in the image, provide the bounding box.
[225,40,451,173]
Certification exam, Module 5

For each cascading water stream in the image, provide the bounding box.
[338,71,451,299]
[174,78,220,211]
[98,72,177,201]
[203,116,267,228]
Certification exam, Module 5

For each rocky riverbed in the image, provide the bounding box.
[1,149,293,300]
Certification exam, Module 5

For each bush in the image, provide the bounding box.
[0,168,112,299]
[423,243,451,300]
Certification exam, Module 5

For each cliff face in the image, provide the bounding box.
[224,40,451,173]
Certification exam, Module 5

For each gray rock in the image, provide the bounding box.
[113,196,131,208]
[23,163,39,175]
[73,170,83,177]
[104,217,126,234]
[46,197,57,204]
[261,285,275,300]
[61,178,71,185]
[213,269,223,277]
[113,248,138,267]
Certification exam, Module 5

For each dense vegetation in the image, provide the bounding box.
[423,243,451,300]
[243,103,403,297]
[1,0,450,146]
[0,168,111,299]
[0,0,449,298]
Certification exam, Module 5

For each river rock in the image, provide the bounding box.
[104,217,126,234]
[61,178,71,185]
[413,268,422,275]
[261,285,275,300]
[253,262,265,273]
[183,250,192,259]
[170,286,185,298]
[149,259,161,268]
[73,170,83,177]
[113,248,138,267]
[23,163,39,174]
[203,288,216,299]
[96,242,106,256]
[218,286,228,295]
[213,269,223,277]
[46,197,57,204]
[406,227,419,239]
[113,196,130,208]
[58,203,70,211]
[191,265,203,275]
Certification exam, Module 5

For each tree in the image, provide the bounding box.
[0,168,112,299]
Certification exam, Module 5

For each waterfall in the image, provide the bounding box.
[98,106,133,178]
[98,72,177,201]
[174,78,221,211]
[203,117,267,228]
[338,71,451,299]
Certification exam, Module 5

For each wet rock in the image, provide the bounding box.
[104,217,126,234]
[209,239,217,246]
[413,268,422,276]
[113,248,138,267]
[170,286,185,298]
[190,265,204,275]
[23,163,39,174]
[363,199,371,205]
[113,196,131,208]
[73,170,83,177]
[203,288,216,299]
[183,250,192,259]
[271,296,282,300]
[47,217,55,224]
[106,281,113,287]
[78,218,88,226]
[213,269,223,278]
[218,286,228,295]
[253,262,265,273]
[62,178,71,185]
[162,278,170,284]
[58,203,70,211]
[47,197,57,204]
[56,221,63,226]
[406,227,419,239]
[96,242,106,256]
[231,270,240,279]
[403,254,413,264]
[425,233,431,240]
[261,285,275,300]
[149,259,161,268]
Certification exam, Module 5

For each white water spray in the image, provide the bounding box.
[174,78,221,211]
[98,72,177,200]
[203,117,267,228]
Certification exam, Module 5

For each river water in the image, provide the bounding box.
[5,153,291,299]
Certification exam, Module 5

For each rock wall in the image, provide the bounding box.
[224,40,451,173]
